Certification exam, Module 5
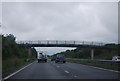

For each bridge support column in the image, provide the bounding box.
[28,47,31,61]
[91,49,94,60]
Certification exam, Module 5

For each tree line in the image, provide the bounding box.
[2,34,37,73]
[53,45,119,60]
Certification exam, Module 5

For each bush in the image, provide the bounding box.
[2,34,37,73]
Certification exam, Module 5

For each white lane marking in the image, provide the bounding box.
[3,62,34,80]
[74,75,77,77]
[78,63,120,73]
[65,70,70,73]
[57,66,60,68]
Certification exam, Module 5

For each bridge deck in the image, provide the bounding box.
[16,40,105,46]
[16,40,118,49]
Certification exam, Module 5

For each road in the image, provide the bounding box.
[6,60,119,79]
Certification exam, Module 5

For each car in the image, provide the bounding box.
[112,56,120,61]
[55,54,66,63]
[51,56,56,61]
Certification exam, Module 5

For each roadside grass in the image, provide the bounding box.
[2,57,35,73]
[94,50,119,60]
[67,60,120,71]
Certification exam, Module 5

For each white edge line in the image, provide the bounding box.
[3,62,34,80]
[77,63,120,73]
[90,66,120,73]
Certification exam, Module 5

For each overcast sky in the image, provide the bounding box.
[2,2,118,55]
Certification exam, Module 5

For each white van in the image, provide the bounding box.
[37,52,47,63]
[112,56,120,61]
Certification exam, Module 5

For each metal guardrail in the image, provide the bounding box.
[67,58,120,64]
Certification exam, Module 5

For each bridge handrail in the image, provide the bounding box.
[16,40,106,46]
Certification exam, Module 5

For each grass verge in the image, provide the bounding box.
[2,58,35,73]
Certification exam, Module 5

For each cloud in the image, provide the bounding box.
[2,2,118,54]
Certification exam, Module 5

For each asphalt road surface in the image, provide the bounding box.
[7,60,119,79]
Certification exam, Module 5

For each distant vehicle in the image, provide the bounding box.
[37,52,47,63]
[112,56,120,61]
[55,54,66,63]
[51,56,56,61]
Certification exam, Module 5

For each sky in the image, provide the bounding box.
[1,2,118,55]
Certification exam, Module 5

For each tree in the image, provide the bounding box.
[6,34,16,41]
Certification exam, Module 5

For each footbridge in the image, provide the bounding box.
[16,40,118,60]
[16,40,117,49]
[16,40,106,47]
